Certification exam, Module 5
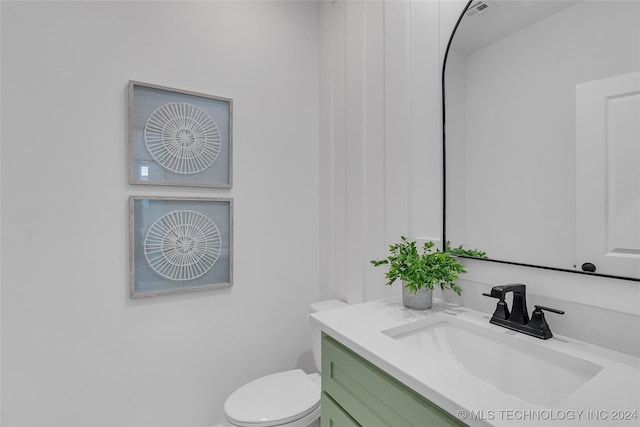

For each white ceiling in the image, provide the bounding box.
[451,0,581,55]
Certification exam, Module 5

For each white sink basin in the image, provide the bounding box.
[383,314,603,407]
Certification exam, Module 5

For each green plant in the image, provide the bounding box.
[370,236,486,296]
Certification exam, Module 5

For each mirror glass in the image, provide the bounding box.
[444,0,640,280]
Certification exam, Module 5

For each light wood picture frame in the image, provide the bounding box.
[129,196,233,298]
[128,81,233,188]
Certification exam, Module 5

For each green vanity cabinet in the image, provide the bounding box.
[321,334,467,427]
[321,393,361,427]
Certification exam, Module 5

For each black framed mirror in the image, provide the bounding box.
[442,0,640,281]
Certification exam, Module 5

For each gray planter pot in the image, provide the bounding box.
[402,282,433,310]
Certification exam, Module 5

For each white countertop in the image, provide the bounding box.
[310,298,640,426]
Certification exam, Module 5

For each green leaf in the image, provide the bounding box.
[370,237,487,296]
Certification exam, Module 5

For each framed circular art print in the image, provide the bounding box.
[128,81,233,188]
[129,196,233,298]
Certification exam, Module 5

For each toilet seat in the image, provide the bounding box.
[224,369,321,427]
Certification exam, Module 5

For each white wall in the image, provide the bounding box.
[321,0,640,356]
[319,0,443,304]
[1,2,320,426]
[0,2,3,421]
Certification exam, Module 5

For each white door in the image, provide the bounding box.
[576,71,640,278]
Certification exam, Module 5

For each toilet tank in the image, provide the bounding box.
[309,299,347,372]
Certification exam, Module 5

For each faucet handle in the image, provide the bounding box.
[529,305,564,339]
[534,305,565,315]
[482,292,510,320]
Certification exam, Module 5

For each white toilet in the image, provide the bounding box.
[223,299,347,427]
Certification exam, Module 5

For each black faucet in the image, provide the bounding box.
[483,284,564,339]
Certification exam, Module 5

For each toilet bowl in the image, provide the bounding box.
[223,299,347,427]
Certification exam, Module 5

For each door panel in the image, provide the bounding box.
[576,71,640,277]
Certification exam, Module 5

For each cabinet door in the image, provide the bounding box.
[322,335,467,427]
[321,392,361,427]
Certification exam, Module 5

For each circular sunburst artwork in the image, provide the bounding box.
[144,102,221,174]
[144,210,222,281]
